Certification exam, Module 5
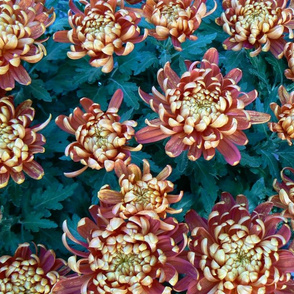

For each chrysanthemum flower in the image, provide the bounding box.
[142,0,216,51]
[176,192,294,294]
[0,0,55,90]
[270,167,294,229]
[98,159,183,220]
[0,243,69,293]
[55,89,141,177]
[284,42,294,81]
[53,206,195,294]
[0,95,51,188]
[215,0,294,58]
[136,48,270,166]
[268,85,294,145]
[53,0,147,73]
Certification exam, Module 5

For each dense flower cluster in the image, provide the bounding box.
[53,207,194,294]
[0,0,55,90]
[271,167,294,229]
[136,48,270,165]
[54,0,147,73]
[0,95,51,188]
[98,159,183,220]
[178,193,294,294]
[55,89,141,176]
[0,243,69,293]
[268,85,294,145]
[143,0,216,51]
[216,0,294,58]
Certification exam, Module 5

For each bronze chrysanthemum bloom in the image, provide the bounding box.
[268,85,294,145]
[216,0,294,58]
[284,42,294,80]
[53,207,195,294]
[55,89,141,177]
[142,0,216,51]
[0,0,55,90]
[0,243,69,293]
[53,0,147,73]
[270,167,294,230]
[136,48,270,166]
[0,95,51,188]
[98,159,183,221]
[176,192,294,294]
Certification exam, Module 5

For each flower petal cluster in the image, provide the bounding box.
[268,85,294,145]
[98,159,183,220]
[142,0,216,51]
[0,0,55,90]
[55,89,141,177]
[53,206,194,294]
[284,42,294,81]
[0,95,51,188]
[216,0,294,58]
[0,243,69,293]
[136,48,270,166]
[178,192,294,294]
[53,0,147,73]
[270,167,294,229]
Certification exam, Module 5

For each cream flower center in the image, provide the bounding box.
[234,1,279,42]
[83,11,120,41]
[0,258,59,294]
[0,121,29,164]
[200,221,280,291]
[160,4,186,23]
[124,183,161,207]
[90,233,164,289]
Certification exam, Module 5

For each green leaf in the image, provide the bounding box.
[108,79,140,109]
[24,79,52,102]
[21,212,57,232]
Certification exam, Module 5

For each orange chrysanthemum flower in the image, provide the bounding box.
[142,0,216,51]
[215,0,294,58]
[284,42,294,80]
[268,85,294,145]
[53,0,147,73]
[55,89,141,177]
[0,95,51,188]
[176,192,294,294]
[136,48,270,166]
[270,167,294,229]
[98,159,183,220]
[53,207,195,294]
[0,0,55,90]
[0,243,69,293]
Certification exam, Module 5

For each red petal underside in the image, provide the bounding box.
[203,48,219,64]
[10,65,31,86]
[217,137,241,166]
[23,160,44,179]
[165,133,186,157]
[108,89,123,112]
[136,125,170,144]
[53,30,70,43]
[0,172,10,188]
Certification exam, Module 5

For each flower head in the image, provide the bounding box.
[0,95,51,188]
[98,159,183,220]
[0,243,69,294]
[53,0,147,73]
[53,206,194,294]
[215,0,294,58]
[142,0,216,51]
[268,85,294,145]
[136,48,270,166]
[270,167,294,229]
[55,89,141,177]
[284,42,294,81]
[0,0,55,90]
[178,192,294,294]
